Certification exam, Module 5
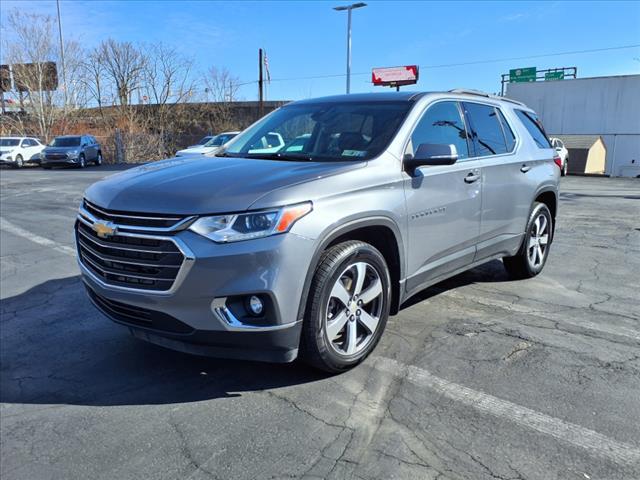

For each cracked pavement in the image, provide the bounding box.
[1,167,639,479]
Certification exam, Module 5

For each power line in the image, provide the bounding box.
[263,44,640,83]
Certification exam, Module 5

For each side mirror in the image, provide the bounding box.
[404,143,458,173]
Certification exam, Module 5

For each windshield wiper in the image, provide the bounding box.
[215,151,246,158]
[245,152,314,161]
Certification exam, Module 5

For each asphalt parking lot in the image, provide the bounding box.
[1,166,639,480]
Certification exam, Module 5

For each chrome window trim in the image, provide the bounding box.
[79,204,195,233]
[76,214,195,296]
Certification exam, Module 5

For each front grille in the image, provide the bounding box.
[76,220,185,292]
[45,153,68,160]
[86,285,193,334]
[83,199,185,229]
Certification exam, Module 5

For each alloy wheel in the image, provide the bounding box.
[527,214,549,269]
[325,261,384,356]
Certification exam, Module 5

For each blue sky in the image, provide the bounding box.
[1,0,639,100]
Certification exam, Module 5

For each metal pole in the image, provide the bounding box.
[258,48,264,117]
[56,0,67,107]
[346,8,352,94]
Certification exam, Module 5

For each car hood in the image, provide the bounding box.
[84,156,363,215]
[43,146,78,153]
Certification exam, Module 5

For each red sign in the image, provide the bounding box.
[372,65,419,87]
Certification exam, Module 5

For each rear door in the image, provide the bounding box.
[403,100,483,294]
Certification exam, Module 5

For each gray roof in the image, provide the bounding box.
[552,135,602,149]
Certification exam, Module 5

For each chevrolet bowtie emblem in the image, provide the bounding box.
[92,221,117,238]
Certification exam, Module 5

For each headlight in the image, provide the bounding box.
[189,202,312,243]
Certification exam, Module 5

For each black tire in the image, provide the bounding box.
[300,240,391,373]
[503,202,553,279]
[15,155,23,168]
[561,160,568,177]
[95,151,102,166]
[78,154,86,168]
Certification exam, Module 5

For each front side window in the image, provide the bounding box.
[515,110,552,149]
[464,102,509,157]
[408,101,470,159]
[222,101,413,162]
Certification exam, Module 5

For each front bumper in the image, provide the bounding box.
[78,223,316,363]
[42,157,79,166]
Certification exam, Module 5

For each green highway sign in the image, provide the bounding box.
[545,71,565,81]
[509,67,537,83]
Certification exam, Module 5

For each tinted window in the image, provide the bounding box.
[497,109,516,152]
[464,103,508,156]
[409,101,469,159]
[515,110,551,148]
[0,139,20,147]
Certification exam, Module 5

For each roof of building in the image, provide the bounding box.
[552,134,602,149]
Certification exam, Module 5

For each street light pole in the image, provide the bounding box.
[333,3,367,94]
[56,0,67,107]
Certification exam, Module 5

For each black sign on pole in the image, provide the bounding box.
[0,65,11,92]
[13,62,59,92]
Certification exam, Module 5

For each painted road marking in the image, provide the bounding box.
[375,357,640,466]
[0,217,76,257]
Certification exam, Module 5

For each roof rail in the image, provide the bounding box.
[448,88,490,97]
[496,96,526,107]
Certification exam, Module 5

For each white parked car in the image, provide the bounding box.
[0,136,46,168]
[550,137,569,176]
[175,132,240,157]
[188,135,215,148]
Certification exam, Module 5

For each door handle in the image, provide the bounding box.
[464,172,480,183]
[520,165,532,173]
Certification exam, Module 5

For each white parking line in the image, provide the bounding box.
[0,217,76,257]
[375,357,640,466]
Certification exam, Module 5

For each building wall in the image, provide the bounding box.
[506,75,640,176]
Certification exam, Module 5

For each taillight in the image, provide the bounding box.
[553,156,562,169]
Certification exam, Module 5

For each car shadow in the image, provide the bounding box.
[1,260,509,408]
[0,276,329,407]
[400,259,510,310]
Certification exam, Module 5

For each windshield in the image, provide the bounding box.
[221,101,413,161]
[0,139,20,147]
[49,137,81,147]
[204,133,237,147]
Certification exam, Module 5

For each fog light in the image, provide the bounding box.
[246,295,264,316]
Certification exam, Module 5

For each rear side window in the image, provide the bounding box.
[410,101,470,160]
[497,110,516,152]
[464,102,508,156]
[515,110,551,148]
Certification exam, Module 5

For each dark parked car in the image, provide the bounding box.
[41,135,103,169]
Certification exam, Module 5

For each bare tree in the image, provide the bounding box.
[1,10,83,141]
[200,66,241,133]
[96,39,145,106]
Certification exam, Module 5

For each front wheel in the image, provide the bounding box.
[95,152,102,166]
[15,155,24,168]
[503,202,553,279]
[78,154,86,168]
[561,160,568,177]
[300,241,391,373]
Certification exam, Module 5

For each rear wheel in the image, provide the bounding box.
[301,241,391,373]
[15,155,23,168]
[503,202,553,279]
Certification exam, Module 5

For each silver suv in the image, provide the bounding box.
[76,90,559,372]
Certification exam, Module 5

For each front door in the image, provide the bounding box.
[403,100,482,295]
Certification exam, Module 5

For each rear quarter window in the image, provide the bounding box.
[515,110,552,149]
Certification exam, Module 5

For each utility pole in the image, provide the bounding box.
[258,48,264,118]
[56,0,67,107]
[333,3,367,94]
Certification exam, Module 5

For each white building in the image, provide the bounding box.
[506,74,640,177]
